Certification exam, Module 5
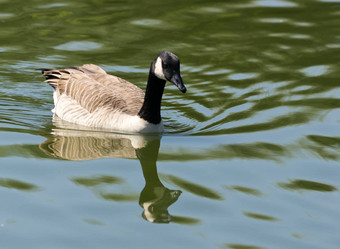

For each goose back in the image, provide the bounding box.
[43,64,145,116]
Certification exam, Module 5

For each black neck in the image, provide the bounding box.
[138,72,166,124]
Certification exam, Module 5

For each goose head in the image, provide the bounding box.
[152,51,187,93]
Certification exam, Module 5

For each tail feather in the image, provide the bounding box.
[39,68,52,73]
[40,64,106,93]
[41,69,68,90]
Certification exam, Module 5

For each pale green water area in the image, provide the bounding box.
[1,0,340,248]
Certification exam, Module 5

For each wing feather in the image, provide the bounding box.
[42,64,145,116]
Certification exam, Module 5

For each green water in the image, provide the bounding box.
[1,0,340,248]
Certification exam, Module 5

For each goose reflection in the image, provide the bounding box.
[39,117,181,223]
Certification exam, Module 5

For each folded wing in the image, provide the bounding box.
[42,64,145,116]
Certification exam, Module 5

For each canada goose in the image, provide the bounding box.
[41,51,186,133]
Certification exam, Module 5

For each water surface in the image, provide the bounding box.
[1,0,340,248]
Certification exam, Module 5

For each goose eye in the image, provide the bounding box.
[163,63,169,69]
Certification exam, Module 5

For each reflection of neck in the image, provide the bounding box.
[136,138,163,188]
[138,72,166,125]
[136,138,182,223]
[140,159,164,188]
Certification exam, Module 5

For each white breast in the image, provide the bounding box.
[53,94,164,133]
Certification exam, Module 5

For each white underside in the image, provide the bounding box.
[51,116,153,150]
[52,93,164,134]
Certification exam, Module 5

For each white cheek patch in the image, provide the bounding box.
[154,57,166,80]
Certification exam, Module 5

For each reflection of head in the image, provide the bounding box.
[139,187,182,223]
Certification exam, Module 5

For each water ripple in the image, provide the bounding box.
[299,65,330,77]
[253,0,298,7]
[228,73,259,81]
[53,41,102,51]
[0,13,13,19]
[0,178,40,191]
[131,19,162,26]
[278,179,337,192]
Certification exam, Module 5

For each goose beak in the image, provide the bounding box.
[170,72,186,93]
